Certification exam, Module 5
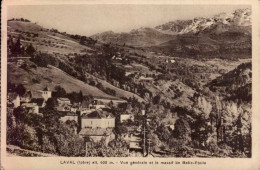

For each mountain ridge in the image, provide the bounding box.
[155,8,251,35]
[91,8,251,47]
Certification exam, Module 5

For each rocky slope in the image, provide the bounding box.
[155,8,251,35]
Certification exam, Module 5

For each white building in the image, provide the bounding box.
[57,98,71,106]
[81,110,115,129]
[120,114,134,123]
[41,87,52,101]
[60,112,78,123]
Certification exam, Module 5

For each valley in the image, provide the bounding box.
[6,8,252,158]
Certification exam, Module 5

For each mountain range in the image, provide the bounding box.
[91,8,251,50]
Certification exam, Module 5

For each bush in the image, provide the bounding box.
[32,78,40,84]
[104,88,116,96]
[15,84,26,96]
[89,80,96,86]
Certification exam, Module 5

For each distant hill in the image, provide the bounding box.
[91,27,174,47]
[90,8,251,59]
[7,20,96,55]
[149,31,251,59]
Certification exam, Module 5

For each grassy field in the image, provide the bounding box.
[7,61,117,99]
[7,61,145,101]
[8,21,93,55]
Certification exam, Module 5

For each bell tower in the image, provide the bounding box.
[41,87,52,101]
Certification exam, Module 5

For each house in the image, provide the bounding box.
[8,93,20,108]
[129,134,142,150]
[21,103,39,114]
[112,54,122,61]
[166,125,175,131]
[79,128,114,145]
[125,72,132,76]
[139,76,153,83]
[59,112,78,124]
[57,97,71,106]
[56,105,71,112]
[89,104,106,110]
[170,59,175,63]
[70,106,78,113]
[41,87,52,101]
[120,114,134,123]
[81,110,115,129]
[56,98,72,111]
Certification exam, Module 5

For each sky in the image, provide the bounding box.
[7,5,250,36]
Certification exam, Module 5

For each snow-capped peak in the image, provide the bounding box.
[155,8,251,34]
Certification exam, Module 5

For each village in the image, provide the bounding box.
[7,86,156,157]
[5,8,253,158]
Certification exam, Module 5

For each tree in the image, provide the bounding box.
[152,95,161,105]
[12,107,25,126]
[232,113,244,152]
[45,98,58,110]
[108,100,114,108]
[7,82,16,92]
[96,82,104,90]
[156,124,171,142]
[54,85,67,98]
[173,118,191,145]
[11,37,22,56]
[191,116,210,149]
[78,91,84,103]
[31,53,48,67]
[26,43,36,56]
[15,84,26,96]
[114,124,128,137]
[146,133,160,152]
[67,91,84,103]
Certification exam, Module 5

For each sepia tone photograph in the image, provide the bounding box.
[4,3,253,160]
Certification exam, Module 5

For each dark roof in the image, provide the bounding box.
[43,87,49,91]
[83,110,102,119]
[57,98,70,102]
[79,128,113,136]
[60,111,77,116]
[30,98,45,106]
[82,110,114,119]
[31,91,43,98]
